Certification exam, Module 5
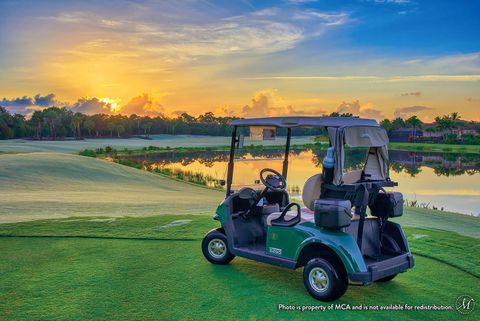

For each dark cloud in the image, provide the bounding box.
[34,93,58,106]
[400,92,422,97]
[0,93,63,115]
[394,105,432,118]
[467,97,480,103]
[1,93,61,107]
[0,96,34,107]
[71,97,112,114]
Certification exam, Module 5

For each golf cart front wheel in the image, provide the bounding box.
[303,258,348,301]
[202,230,235,265]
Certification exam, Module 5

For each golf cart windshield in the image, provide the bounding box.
[231,127,287,189]
[226,116,387,195]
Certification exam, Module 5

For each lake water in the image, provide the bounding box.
[122,148,480,216]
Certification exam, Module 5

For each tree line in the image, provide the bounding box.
[379,112,480,144]
[1,106,478,142]
[0,107,241,140]
[1,107,352,140]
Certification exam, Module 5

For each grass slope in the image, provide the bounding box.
[0,135,315,153]
[0,153,223,223]
[0,152,479,320]
[1,152,479,238]
[0,215,478,320]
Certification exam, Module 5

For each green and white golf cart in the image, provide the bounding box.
[202,116,414,301]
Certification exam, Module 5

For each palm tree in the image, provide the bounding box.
[71,113,83,138]
[406,116,422,142]
[43,108,60,140]
[83,118,95,137]
[30,110,43,139]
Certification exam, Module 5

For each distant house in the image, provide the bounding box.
[454,125,479,136]
[389,128,423,142]
[389,122,479,142]
[422,123,444,139]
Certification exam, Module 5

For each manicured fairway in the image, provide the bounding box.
[0,153,223,223]
[0,135,316,153]
[0,148,479,320]
[0,215,478,321]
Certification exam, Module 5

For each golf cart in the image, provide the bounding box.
[201,116,414,301]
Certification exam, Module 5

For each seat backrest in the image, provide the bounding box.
[342,170,362,184]
[302,174,323,211]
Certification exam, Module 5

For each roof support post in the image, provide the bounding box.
[282,128,291,179]
[226,126,237,197]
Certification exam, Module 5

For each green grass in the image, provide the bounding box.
[0,135,315,153]
[0,152,223,223]
[0,215,478,320]
[1,135,479,155]
[389,142,480,154]
[0,151,479,320]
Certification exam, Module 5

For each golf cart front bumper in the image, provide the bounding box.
[348,253,414,283]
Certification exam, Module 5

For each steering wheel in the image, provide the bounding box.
[259,168,287,192]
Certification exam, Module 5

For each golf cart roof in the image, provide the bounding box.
[231,116,378,128]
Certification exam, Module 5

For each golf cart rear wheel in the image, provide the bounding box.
[376,274,398,282]
[202,230,235,265]
[303,258,348,301]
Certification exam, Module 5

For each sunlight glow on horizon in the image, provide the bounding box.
[0,1,479,120]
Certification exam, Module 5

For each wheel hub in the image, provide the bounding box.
[309,267,329,293]
[208,239,226,259]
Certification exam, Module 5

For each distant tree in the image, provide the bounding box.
[107,121,115,136]
[71,113,83,138]
[141,119,154,137]
[380,119,393,134]
[406,115,422,142]
[115,124,125,137]
[83,118,95,137]
[43,108,60,140]
[391,117,406,130]
[435,112,462,139]
[30,110,43,139]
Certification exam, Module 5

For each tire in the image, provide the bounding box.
[303,258,348,301]
[376,274,398,282]
[202,230,235,265]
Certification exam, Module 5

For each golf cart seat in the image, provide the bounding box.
[264,173,322,226]
[343,170,362,184]
[265,207,314,226]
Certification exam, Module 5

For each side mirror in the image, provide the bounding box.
[237,134,245,149]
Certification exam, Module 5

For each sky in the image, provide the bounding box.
[0,0,479,121]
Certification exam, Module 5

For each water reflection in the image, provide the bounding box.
[121,148,480,215]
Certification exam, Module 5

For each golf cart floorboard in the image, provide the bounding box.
[359,252,414,282]
[363,253,399,265]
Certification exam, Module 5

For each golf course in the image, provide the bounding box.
[0,141,478,320]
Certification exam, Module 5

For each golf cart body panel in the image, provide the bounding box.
[203,116,415,301]
[266,222,367,273]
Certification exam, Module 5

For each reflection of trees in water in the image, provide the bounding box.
[388,151,480,177]
[124,149,301,168]
[123,148,480,178]
[310,148,367,171]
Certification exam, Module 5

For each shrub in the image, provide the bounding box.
[445,133,458,144]
[79,149,96,157]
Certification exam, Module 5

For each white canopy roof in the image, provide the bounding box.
[231,116,378,128]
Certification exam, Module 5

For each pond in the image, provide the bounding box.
[121,148,480,216]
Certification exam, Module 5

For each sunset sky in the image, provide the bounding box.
[1,0,479,121]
